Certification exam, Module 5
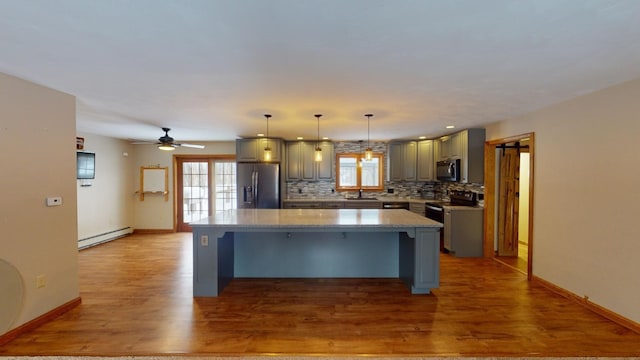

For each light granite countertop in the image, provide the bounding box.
[283,197,484,210]
[283,197,432,204]
[190,208,443,228]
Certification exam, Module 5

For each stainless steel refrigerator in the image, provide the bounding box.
[236,163,280,209]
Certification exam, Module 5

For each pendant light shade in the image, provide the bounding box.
[364,114,373,161]
[314,114,322,162]
[263,114,272,161]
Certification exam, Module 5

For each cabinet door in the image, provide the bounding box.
[389,142,417,181]
[301,142,317,180]
[404,141,417,181]
[417,140,434,181]
[258,138,281,162]
[317,141,334,180]
[409,203,425,216]
[443,209,452,251]
[285,142,302,180]
[236,139,258,162]
[388,142,404,181]
[448,132,462,159]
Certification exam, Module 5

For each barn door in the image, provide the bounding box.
[497,145,520,256]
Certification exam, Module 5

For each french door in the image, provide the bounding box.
[175,156,236,232]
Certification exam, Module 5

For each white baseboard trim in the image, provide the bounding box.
[78,227,133,250]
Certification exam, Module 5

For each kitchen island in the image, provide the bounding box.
[190,208,442,297]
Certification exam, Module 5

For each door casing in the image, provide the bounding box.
[483,133,535,279]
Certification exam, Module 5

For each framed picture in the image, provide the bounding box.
[76,137,84,150]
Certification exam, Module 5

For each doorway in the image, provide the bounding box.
[483,133,534,278]
[174,155,236,232]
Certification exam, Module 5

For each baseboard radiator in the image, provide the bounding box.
[78,227,133,250]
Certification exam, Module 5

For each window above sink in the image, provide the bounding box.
[336,153,384,192]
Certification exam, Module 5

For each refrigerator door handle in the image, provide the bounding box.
[253,171,259,208]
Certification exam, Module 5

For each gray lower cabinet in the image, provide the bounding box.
[443,207,483,257]
[283,201,345,209]
[322,201,345,209]
[285,141,333,181]
[344,201,383,209]
[409,202,425,216]
[237,138,282,162]
[283,201,322,209]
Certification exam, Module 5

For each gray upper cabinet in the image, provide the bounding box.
[285,141,333,181]
[389,141,417,181]
[433,129,485,183]
[435,132,461,161]
[458,128,486,184]
[236,138,282,162]
[416,139,434,181]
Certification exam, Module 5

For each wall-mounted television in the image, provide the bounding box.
[77,152,95,179]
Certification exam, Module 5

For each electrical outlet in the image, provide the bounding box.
[36,274,46,288]
[46,196,63,206]
[200,235,209,246]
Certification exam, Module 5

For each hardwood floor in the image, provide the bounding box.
[494,242,528,274]
[1,232,639,357]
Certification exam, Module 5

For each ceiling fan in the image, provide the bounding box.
[133,127,205,151]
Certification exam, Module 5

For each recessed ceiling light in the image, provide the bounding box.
[445,125,455,129]
[419,136,426,139]
[322,136,329,140]
[257,133,265,137]
[297,136,304,140]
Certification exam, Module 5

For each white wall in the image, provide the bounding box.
[485,78,640,323]
[0,72,79,333]
[131,142,235,230]
[518,153,530,244]
[76,133,135,248]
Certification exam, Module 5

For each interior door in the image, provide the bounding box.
[497,146,520,256]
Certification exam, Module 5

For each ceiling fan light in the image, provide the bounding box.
[158,144,175,151]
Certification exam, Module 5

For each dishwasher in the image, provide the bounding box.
[381,201,410,210]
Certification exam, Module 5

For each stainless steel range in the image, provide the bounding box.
[424,190,481,255]
[424,190,478,222]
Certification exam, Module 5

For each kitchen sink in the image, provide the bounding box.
[345,197,378,200]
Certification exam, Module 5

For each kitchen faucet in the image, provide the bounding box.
[358,188,363,199]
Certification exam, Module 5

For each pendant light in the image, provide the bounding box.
[364,114,373,161]
[314,114,322,162]
[263,114,272,161]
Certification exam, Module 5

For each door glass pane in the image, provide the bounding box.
[182,162,209,223]
[213,161,237,214]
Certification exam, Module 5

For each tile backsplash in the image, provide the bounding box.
[284,140,484,201]
[285,180,483,200]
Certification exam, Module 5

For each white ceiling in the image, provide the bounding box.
[2,0,640,143]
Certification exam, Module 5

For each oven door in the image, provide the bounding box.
[425,203,444,222]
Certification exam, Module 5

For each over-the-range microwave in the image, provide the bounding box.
[436,159,460,182]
